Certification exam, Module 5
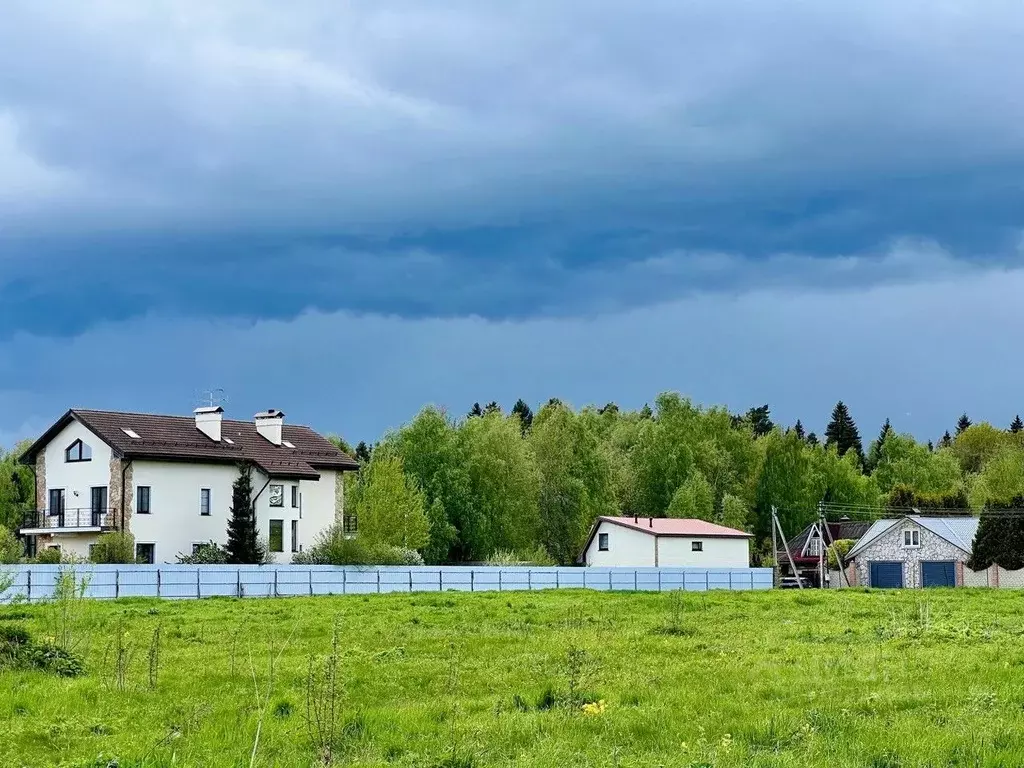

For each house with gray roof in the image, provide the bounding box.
[846,515,979,588]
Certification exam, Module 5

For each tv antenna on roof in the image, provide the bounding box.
[194,388,229,409]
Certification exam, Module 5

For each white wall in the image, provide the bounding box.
[656,536,750,567]
[130,460,238,563]
[583,521,751,567]
[41,420,112,515]
[583,521,655,566]
[132,462,339,564]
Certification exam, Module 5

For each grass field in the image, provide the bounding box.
[2,586,1024,767]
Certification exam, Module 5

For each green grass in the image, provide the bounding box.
[2,587,1024,766]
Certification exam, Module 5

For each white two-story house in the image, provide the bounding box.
[18,407,359,563]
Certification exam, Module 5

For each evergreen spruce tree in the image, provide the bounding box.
[511,399,534,434]
[793,420,806,440]
[806,432,819,446]
[938,430,953,448]
[639,404,653,419]
[865,418,893,473]
[467,402,483,419]
[354,441,372,464]
[483,401,502,415]
[824,401,863,462]
[927,440,934,452]
[745,404,774,437]
[969,497,1024,571]
[225,461,259,564]
[956,413,972,435]
[1010,415,1023,434]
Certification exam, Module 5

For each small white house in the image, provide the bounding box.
[18,407,359,563]
[578,516,752,567]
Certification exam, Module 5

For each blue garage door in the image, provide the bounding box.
[870,561,904,588]
[922,561,956,587]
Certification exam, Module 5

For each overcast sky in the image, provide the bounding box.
[2,1,1023,447]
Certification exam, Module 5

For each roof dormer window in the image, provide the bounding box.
[64,439,92,462]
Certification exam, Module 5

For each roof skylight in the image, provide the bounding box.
[224,437,235,444]
[282,440,296,449]
[121,428,141,439]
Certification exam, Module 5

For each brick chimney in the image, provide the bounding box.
[194,406,223,442]
[255,409,284,446]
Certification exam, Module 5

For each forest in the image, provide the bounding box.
[2,394,1024,566]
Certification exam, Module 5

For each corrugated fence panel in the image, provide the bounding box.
[0,565,773,602]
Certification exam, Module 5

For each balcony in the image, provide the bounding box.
[20,508,119,534]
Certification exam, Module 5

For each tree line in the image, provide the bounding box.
[319,395,1024,566]
[4,395,1024,565]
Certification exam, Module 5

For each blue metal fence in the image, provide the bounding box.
[0,565,773,602]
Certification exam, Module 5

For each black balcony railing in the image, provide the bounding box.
[20,508,118,532]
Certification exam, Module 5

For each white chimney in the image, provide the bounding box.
[255,409,284,445]
[194,406,224,442]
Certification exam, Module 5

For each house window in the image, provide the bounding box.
[64,439,92,462]
[291,485,299,508]
[135,543,155,564]
[598,533,609,551]
[90,487,108,525]
[200,488,211,516]
[269,484,284,507]
[137,486,151,514]
[291,520,299,552]
[48,488,66,517]
[807,537,822,557]
[903,529,920,548]
[269,520,284,552]
[692,541,704,552]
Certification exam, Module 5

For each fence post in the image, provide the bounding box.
[409,569,413,592]
[729,572,733,590]
[438,569,442,592]
[498,570,502,592]
[157,568,161,598]
[705,571,709,591]
[236,569,242,599]
[634,570,638,591]
[658,570,662,592]
[342,568,346,595]
[471,569,475,592]
[377,569,381,594]
[309,569,313,596]
[273,569,278,598]
[115,569,120,599]
[196,569,201,599]
[609,571,613,591]
[556,570,559,589]
[528,570,532,591]
[26,570,31,603]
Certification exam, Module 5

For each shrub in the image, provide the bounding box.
[485,546,556,567]
[0,527,22,564]
[34,548,62,565]
[827,539,856,569]
[89,531,136,564]
[293,526,424,566]
[177,541,229,565]
[0,623,84,677]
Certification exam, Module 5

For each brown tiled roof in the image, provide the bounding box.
[22,409,359,479]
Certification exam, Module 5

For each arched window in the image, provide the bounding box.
[64,439,93,463]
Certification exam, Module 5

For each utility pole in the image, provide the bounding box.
[772,506,803,589]
[818,501,826,589]
[771,504,780,588]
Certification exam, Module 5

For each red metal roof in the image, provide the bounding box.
[597,516,752,537]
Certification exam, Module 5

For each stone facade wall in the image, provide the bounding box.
[853,520,968,588]
[34,453,45,514]
[107,458,134,532]
[335,471,344,520]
